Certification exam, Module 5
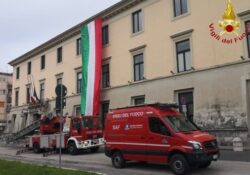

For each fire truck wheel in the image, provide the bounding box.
[199,161,211,168]
[170,154,190,175]
[90,146,99,153]
[33,143,41,153]
[68,142,78,155]
[112,151,126,168]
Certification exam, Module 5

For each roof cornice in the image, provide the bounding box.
[9,0,145,66]
[0,72,12,76]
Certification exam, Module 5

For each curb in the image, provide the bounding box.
[219,146,250,151]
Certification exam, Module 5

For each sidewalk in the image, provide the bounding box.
[220,150,250,162]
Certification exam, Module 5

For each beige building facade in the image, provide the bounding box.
[7,0,250,146]
[0,72,12,133]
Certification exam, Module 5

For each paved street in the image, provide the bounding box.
[0,146,250,175]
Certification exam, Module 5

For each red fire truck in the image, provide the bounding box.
[104,103,219,175]
[28,115,104,155]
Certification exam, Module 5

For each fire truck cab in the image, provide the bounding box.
[67,116,103,154]
[104,103,219,175]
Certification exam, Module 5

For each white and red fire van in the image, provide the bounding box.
[104,103,219,175]
[28,115,104,155]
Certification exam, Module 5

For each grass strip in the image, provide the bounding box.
[0,159,97,175]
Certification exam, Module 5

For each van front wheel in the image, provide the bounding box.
[68,142,78,155]
[170,154,190,175]
[112,151,125,168]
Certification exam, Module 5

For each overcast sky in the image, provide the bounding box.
[0,0,120,73]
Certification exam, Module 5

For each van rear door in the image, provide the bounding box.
[146,116,171,163]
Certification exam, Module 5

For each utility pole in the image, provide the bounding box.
[59,83,63,168]
[55,84,67,168]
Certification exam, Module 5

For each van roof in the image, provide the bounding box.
[110,103,178,111]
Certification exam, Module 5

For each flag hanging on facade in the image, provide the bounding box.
[81,19,102,116]
[29,76,40,104]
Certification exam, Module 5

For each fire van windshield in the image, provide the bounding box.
[164,115,199,132]
[81,118,101,129]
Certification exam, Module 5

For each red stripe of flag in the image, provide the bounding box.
[92,19,102,116]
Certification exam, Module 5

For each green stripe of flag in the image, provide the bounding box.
[81,24,90,115]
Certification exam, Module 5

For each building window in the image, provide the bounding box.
[102,64,110,88]
[134,53,144,81]
[176,39,191,72]
[132,9,142,33]
[75,106,81,116]
[76,72,82,94]
[173,0,188,17]
[57,47,63,63]
[246,21,250,58]
[57,77,62,85]
[41,55,45,70]
[76,38,81,55]
[176,90,194,121]
[0,90,6,95]
[16,67,20,79]
[40,82,45,101]
[27,62,31,75]
[26,86,30,104]
[102,25,109,46]
[101,102,109,127]
[15,90,19,106]
[132,96,145,106]
[7,88,12,104]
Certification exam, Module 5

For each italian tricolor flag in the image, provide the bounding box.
[81,19,102,116]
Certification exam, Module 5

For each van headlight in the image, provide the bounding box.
[188,141,202,150]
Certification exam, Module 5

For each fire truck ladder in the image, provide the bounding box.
[7,120,40,142]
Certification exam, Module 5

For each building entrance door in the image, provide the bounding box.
[12,114,16,133]
[21,114,28,129]
[177,91,194,121]
[101,102,109,128]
